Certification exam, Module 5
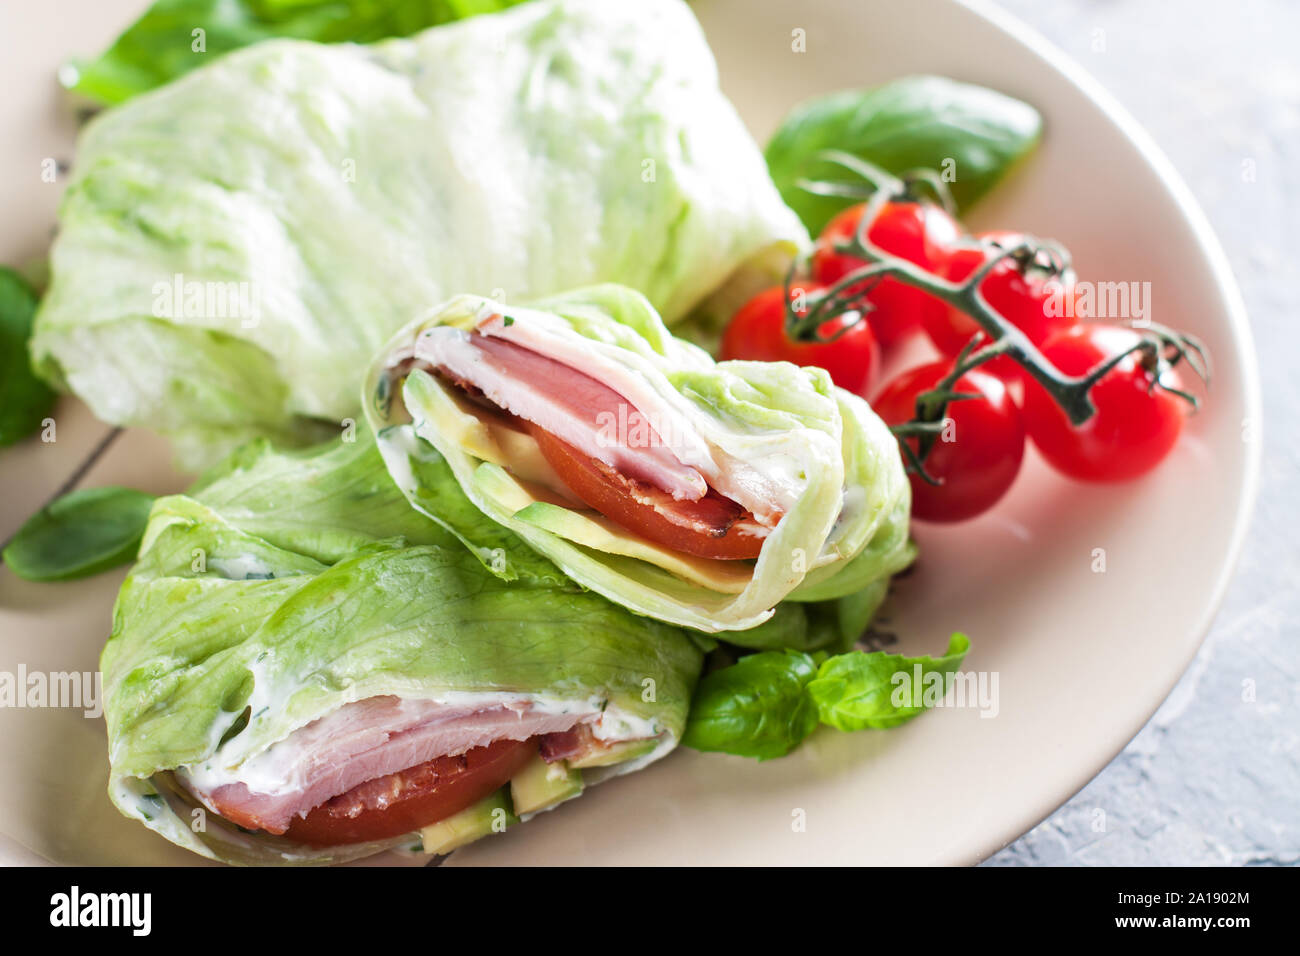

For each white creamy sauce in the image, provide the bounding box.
[208,553,277,580]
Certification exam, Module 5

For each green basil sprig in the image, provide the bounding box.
[807,633,971,731]
[765,75,1042,234]
[684,634,971,759]
[682,650,819,760]
[0,267,55,447]
[3,487,155,582]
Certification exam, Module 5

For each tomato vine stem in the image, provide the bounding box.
[791,151,1210,481]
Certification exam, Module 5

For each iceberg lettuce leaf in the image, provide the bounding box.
[36,0,805,469]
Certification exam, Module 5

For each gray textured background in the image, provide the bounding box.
[986,0,1297,866]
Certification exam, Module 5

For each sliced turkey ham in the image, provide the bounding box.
[416,326,708,501]
[180,695,596,835]
[411,317,790,529]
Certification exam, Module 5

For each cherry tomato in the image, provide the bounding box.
[874,361,1026,523]
[720,283,880,396]
[925,231,1076,382]
[1022,325,1186,482]
[811,200,961,349]
[526,421,767,560]
[275,737,537,847]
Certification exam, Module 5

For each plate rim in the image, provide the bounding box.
[953,0,1263,863]
[0,0,1264,867]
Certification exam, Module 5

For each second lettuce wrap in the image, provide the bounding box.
[105,432,703,864]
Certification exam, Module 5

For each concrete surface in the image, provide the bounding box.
[986,0,1298,866]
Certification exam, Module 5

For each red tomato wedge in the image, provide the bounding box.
[525,421,766,561]
[276,737,537,847]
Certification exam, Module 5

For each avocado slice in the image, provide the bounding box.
[511,499,754,593]
[419,787,517,856]
[510,755,584,815]
[566,737,660,769]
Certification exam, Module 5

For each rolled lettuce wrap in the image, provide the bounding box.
[104,433,703,864]
[32,0,806,469]
[365,284,915,634]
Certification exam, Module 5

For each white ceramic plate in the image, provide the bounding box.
[0,0,1259,866]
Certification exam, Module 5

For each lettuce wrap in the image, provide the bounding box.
[33,0,806,469]
[364,284,915,634]
[104,432,704,864]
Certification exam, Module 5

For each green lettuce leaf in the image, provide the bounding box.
[765,75,1042,234]
[372,426,570,588]
[35,0,805,469]
[63,0,530,106]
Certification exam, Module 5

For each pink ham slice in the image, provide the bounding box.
[414,326,708,501]
[183,695,591,835]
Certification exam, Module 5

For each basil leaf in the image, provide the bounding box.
[63,0,530,106]
[0,267,55,447]
[765,75,1043,234]
[3,487,155,582]
[683,650,819,760]
[806,633,971,731]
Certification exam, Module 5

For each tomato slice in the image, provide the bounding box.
[278,737,537,847]
[524,421,766,561]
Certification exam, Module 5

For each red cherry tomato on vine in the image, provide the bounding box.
[1022,325,1187,482]
[720,283,880,396]
[811,200,960,349]
[925,231,1076,382]
[874,361,1026,523]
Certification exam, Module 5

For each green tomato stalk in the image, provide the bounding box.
[790,151,1210,484]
